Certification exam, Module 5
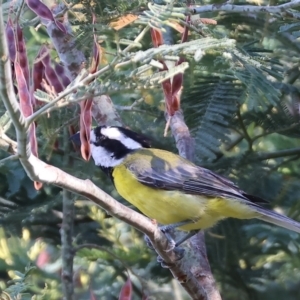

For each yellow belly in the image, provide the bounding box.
[113,165,258,231]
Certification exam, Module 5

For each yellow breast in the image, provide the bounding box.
[112,164,258,231]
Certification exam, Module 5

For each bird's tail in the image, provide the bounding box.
[255,207,300,233]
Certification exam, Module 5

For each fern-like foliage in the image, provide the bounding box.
[183,75,240,161]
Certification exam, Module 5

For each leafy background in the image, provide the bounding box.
[1,0,300,299]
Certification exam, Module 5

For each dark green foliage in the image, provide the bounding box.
[183,75,239,160]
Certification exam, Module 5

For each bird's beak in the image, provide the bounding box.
[70,132,81,146]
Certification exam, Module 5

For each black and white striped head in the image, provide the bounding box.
[90,126,151,168]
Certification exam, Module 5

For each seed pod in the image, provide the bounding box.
[26,0,54,20]
[15,62,42,189]
[79,99,92,161]
[150,28,163,48]
[5,18,16,62]
[118,278,132,300]
[15,62,32,117]
[39,47,64,93]
[15,23,30,89]
[25,0,66,33]
[32,57,45,106]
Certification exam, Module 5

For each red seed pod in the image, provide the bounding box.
[26,0,55,21]
[32,59,44,106]
[150,25,183,116]
[25,0,66,33]
[32,60,45,91]
[162,80,173,115]
[118,278,132,300]
[150,28,163,48]
[15,62,32,117]
[79,99,92,161]
[161,71,183,116]
[15,23,30,89]
[5,18,16,62]
[15,62,42,189]
[181,15,190,43]
[42,61,64,93]
[40,50,64,93]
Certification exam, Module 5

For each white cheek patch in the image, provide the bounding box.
[91,144,124,167]
[101,127,122,140]
[101,127,142,150]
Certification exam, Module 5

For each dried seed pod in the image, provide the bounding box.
[150,23,185,116]
[118,278,132,300]
[79,99,92,161]
[15,23,30,89]
[15,62,32,117]
[15,62,43,189]
[39,47,64,93]
[25,0,66,33]
[26,0,54,20]
[6,18,16,62]
[32,59,45,106]
[150,28,163,48]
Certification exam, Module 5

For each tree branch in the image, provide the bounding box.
[168,111,221,300]
[191,0,300,14]
[256,147,300,161]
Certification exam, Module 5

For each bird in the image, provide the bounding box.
[71,125,300,244]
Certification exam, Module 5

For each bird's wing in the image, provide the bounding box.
[127,152,267,206]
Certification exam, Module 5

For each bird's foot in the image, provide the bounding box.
[157,247,185,268]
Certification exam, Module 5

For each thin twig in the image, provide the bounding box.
[256,147,300,161]
[0,154,19,166]
[237,110,252,151]
[252,123,299,142]
[123,25,150,53]
[267,155,300,175]
[27,63,113,125]
[14,0,25,23]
